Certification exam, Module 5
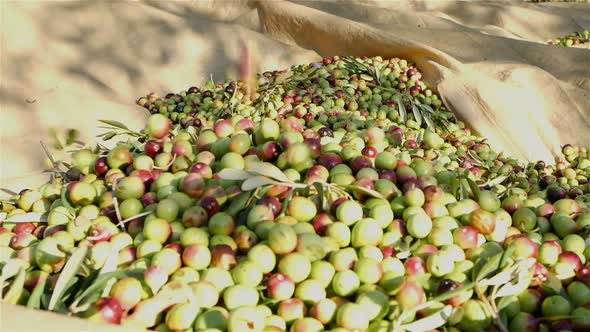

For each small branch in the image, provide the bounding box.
[111,181,124,230]
[116,211,153,229]
[40,140,59,169]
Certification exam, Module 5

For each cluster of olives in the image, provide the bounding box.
[547,30,589,47]
[1,56,589,332]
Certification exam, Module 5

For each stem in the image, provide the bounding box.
[475,286,509,332]
[111,181,123,230]
[115,211,153,228]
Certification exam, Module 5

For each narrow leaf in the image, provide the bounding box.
[396,95,407,123]
[3,212,47,223]
[60,186,76,215]
[217,168,252,181]
[495,273,533,298]
[538,272,563,296]
[313,182,328,212]
[99,246,120,275]
[245,161,291,183]
[3,267,25,303]
[420,103,435,114]
[49,246,88,311]
[226,191,252,217]
[26,271,49,309]
[70,271,123,310]
[480,174,510,188]
[474,251,503,281]
[280,189,294,217]
[242,176,278,192]
[412,104,422,127]
[101,132,117,141]
[347,185,385,199]
[99,119,129,130]
[480,265,519,287]
[496,295,518,313]
[423,113,436,132]
[402,305,453,332]
[467,178,481,201]
[274,71,293,85]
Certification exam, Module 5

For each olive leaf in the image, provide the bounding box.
[245,161,291,183]
[479,173,511,189]
[494,264,534,298]
[496,295,518,313]
[538,272,564,297]
[313,182,328,212]
[226,191,252,217]
[2,212,48,223]
[412,104,422,127]
[422,112,436,132]
[346,185,385,199]
[98,120,129,130]
[474,251,503,281]
[26,271,49,309]
[480,264,520,287]
[217,168,253,181]
[60,186,76,215]
[3,266,25,303]
[467,178,482,201]
[70,269,143,311]
[99,246,120,275]
[48,245,89,311]
[395,95,408,123]
[280,189,295,217]
[401,305,453,332]
[241,176,278,192]
[1,259,28,284]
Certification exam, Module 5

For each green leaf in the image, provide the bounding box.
[480,174,510,189]
[241,176,278,192]
[226,191,252,217]
[346,185,385,199]
[494,266,534,298]
[26,271,49,309]
[539,272,564,296]
[423,113,436,132]
[420,103,435,114]
[98,120,129,130]
[245,161,291,183]
[70,270,124,310]
[467,178,481,201]
[100,132,117,141]
[1,259,29,285]
[60,186,76,215]
[313,182,328,212]
[217,168,252,181]
[412,104,422,127]
[499,245,516,270]
[474,251,503,281]
[99,246,120,275]
[3,266,25,303]
[396,95,407,123]
[402,305,453,332]
[3,212,48,223]
[481,264,520,287]
[280,189,295,217]
[496,295,518,313]
[49,246,88,311]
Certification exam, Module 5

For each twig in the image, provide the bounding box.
[111,181,124,230]
[40,140,59,169]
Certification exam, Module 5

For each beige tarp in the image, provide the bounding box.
[0,0,589,328]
